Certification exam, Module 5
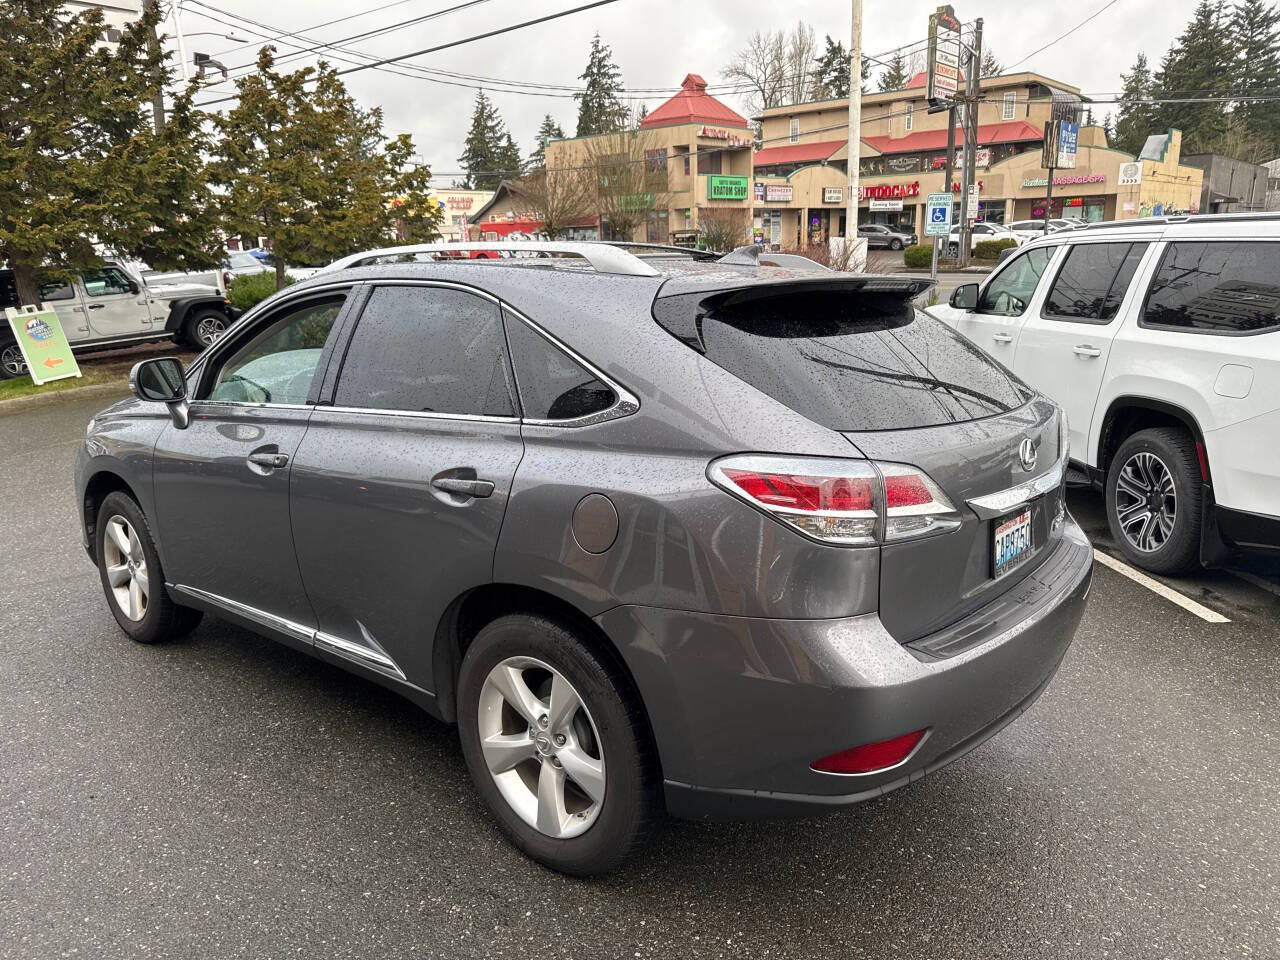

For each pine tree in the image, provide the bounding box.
[458,91,517,189]
[1231,0,1280,151]
[1103,112,1116,144]
[1114,53,1158,155]
[575,34,628,136]
[1151,0,1235,151]
[980,48,1003,78]
[813,36,851,98]
[1085,106,1096,126]
[0,0,221,305]
[528,114,566,169]
[878,51,909,92]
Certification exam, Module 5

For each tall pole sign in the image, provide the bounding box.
[846,0,866,269]
[927,5,962,109]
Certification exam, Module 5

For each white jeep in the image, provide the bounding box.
[930,212,1280,574]
[0,261,238,379]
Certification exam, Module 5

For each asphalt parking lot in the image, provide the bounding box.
[3,392,1279,960]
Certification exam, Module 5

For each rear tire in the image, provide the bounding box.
[96,491,203,643]
[182,308,230,350]
[1105,427,1202,575]
[457,614,659,876]
[891,239,903,251]
[0,340,26,380]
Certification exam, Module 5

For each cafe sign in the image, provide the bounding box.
[697,125,750,148]
[707,175,749,200]
[822,187,843,203]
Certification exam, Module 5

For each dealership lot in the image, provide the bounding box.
[3,392,1279,960]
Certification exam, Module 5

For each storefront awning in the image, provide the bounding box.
[753,139,846,167]
[862,121,1042,157]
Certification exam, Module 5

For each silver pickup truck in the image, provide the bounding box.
[1,262,240,379]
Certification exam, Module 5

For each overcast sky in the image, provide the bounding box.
[173,0,1201,183]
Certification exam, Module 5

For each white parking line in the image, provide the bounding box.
[1093,549,1231,624]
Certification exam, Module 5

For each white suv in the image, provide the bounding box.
[931,213,1280,574]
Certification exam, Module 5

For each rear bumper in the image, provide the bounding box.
[595,518,1093,820]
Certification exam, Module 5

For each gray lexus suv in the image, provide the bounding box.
[75,242,1093,875]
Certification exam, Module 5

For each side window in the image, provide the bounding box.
[1044,242,1148,323]
[334,285,515,416]
[82,267,133,297]
[1142,241,1280,334]
[789,117,799,143]
[978,246,1054,317]
[504,315,617,421]
[39,280,75,301]
[208,296,344,405]
[1002,91,1016,121]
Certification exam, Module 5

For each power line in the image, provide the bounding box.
[208,0,426,58]
[1006,0,1122,70]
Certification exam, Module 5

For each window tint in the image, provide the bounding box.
[209,296,343,404]
[504,315,616,420]
[1045,242,1148,322]
[1142,241,1280,334]
[654,289,1029,431]
[82,267,133,297]
[335,286,515,416]
[39,280,75,301]
[978,246,1054,316]
[0,272,17,309]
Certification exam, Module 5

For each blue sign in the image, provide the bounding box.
[925,192,953,237]
[1057,121,1079,169]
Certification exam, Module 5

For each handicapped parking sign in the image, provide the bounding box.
[925,192,953,237]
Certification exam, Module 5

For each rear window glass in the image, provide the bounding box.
[1044,242,1147,322]
[1142,241,1280,334]
[655,287,1030,431]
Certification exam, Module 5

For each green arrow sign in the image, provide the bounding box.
[5,305,82,385]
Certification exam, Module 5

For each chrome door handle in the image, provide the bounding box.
[1073,344,1102,358]
[431,477,495,498]
[87,304,105,310]
[247,452,289,469]
[991,332,1014,343]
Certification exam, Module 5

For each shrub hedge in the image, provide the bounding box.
[227,271,293,312]
[903,243,933,269]
[974,237,1019,260]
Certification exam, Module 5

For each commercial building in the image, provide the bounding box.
[1182,154,1270,213]
[426,188,494,241]
[545,74,754,244]
[753,71,1204,247]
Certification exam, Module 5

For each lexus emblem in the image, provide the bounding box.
[1019,438,1038,472]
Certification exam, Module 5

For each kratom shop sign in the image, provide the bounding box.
[707,175,749,200]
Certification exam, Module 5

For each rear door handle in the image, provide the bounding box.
[432,477,495,498]
[248,452,289,469]
[991,332,1014,343]
[1073,344,1102,358]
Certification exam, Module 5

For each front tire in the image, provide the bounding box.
[182,308,230,350]
[891,238,903,251]
[0,340,26,380]
[1105,428,1203,575]
[96,491,203,643]
[457,614,659,876]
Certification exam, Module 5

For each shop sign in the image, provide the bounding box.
[888,156,921,172]
[1056,121,1079,169]
[948,148,991,169]
[1118,161,1142,186]
[707,175,749,201]
[764,184,793,202]
[869,199,903,211]
[859,181,921,201]
[697,125,750,148]
[823,187,843,203]
[1021,174,1105,188]
[4,306,82,385]
[754,181,766,201]
[927,5,963,105]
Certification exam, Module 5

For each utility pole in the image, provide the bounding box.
[957,18,981,268]
[144,0,165,133]
[846,0,864,268]
[172,0,192,83]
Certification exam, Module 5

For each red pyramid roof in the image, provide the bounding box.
[903,69,965,90]
[640,73,749,129]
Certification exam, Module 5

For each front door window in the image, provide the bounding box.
[208,297,343,405]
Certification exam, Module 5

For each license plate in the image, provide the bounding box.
[992,507,1033,578]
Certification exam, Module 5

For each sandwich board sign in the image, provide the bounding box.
[5,304,82,385]
[925,192,953,236]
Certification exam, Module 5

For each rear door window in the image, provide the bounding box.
[654,286,1029,431]
[1141,241,1280,334]
[334,285,516,416]
[1044,242,1148,323]
[978,246,1054,316]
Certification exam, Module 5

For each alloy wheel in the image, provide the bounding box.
[102,515,149,622]
[196,315,227,345]
[1114,451,1177,553]
[1,344,26,377]
[477,656,605,839]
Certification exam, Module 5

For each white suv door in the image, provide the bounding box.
[36,277,92,342]
[931,244,1058,361]
[1012,241,1154,460]
[81,265,155,340]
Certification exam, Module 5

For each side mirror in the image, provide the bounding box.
[127,279,141,294]
[130,357,190,428]
[950,283,979,311]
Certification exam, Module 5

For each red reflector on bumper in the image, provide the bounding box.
[811,730,927,774]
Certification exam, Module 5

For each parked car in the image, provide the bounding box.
[857,223,918,250]
[77,240,1092,875]
[1,262,239,379]
[930,212,1280,574]
[223,250,322,286]
[947,221,1027,256]
[1008,218,1080,240]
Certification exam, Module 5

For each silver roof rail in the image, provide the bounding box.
[320,241,662,277]
[1079,211,1280,231]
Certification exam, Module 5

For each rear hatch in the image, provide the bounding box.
[654,276,1066,641]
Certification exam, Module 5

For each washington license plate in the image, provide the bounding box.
[992,507,1033,578]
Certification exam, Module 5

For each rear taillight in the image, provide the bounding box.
[709,454,960,546]
[812,729,927,774]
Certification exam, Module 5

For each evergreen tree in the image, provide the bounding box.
[0,0,221,305]
[814,36,851,98]
[575,34,628,136]
[1151,0,1234,151]
[878,51,909,92]
[1085,106,1096,126]
[1231,0,1280,150]
[980,48,1003,78]
[1103,112,1116,143]
[528,114,566,169]
[458,91,517,189]
[1114,53,1158,154]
